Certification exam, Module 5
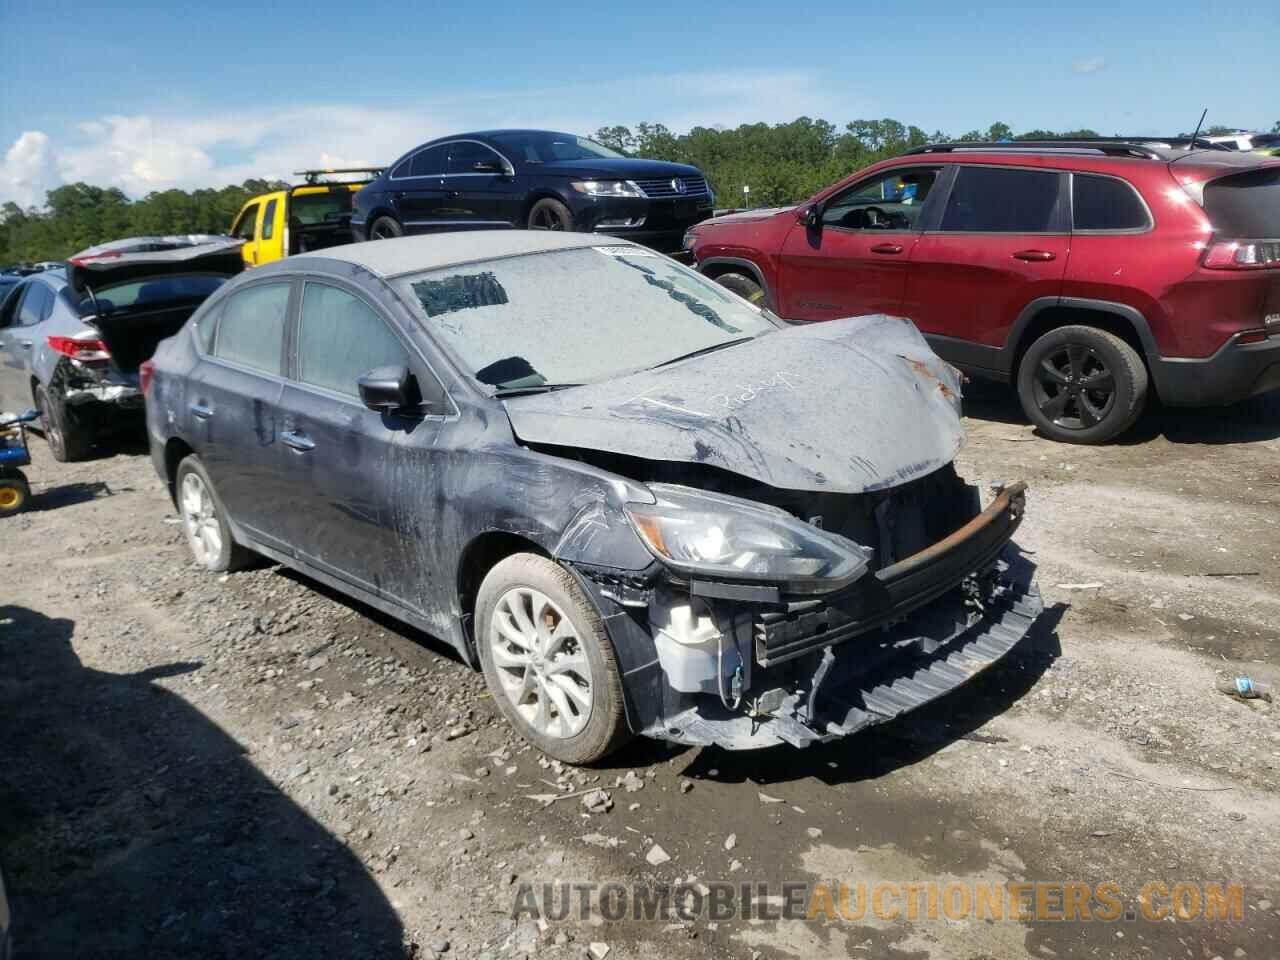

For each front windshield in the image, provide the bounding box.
[491,131,626,163]
[395,247,778,390]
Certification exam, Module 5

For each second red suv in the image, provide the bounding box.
[685,142,1280,443]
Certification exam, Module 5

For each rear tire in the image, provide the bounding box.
[36,385,91,462]
[714,271,765,306]
[0,472,30,517]
[174,455,254,572]
[368,216,404,240]
[476,553,630,764]
[527,198,575,232]
[1016,325,1148,444]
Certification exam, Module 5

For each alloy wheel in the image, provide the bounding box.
[1032,343,1117,430]
[530,207,566,231]
[371,221,398,240]
[179,471,223,566]
[488,587,593,739]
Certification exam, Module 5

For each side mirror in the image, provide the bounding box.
[358,365,420,413]
[472,159,507,174]
[797,204,821,228]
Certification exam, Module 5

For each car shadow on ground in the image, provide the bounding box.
[962,380,1280,444]
[0,604,406,960]
[670,602,1067,788]
[27,480,114,511]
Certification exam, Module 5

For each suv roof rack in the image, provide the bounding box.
[906,138,1230,160]
[293,167,384,185]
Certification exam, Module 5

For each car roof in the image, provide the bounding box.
[288,231,624,278]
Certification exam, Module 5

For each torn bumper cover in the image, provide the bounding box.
[576,483,1042,749]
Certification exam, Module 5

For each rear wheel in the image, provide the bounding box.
[369,216,404,240]
[527,198,575,232]
[476,553,630,764]
[36,385,91,462]
[0,472,30,517]
[714,271,765,306]
[174,455,253,572]
[1016,325,1148,444]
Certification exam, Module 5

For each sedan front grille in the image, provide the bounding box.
[634,176,711,199]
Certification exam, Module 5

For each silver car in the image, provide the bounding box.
[0,237,242,460]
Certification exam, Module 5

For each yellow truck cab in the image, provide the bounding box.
[229,168,383,268]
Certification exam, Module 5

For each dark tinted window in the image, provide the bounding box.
[446,141,505,175]
[262,198,278,240]
[392,157,411,178]
[84,275,226,315]
[939,167,1063,232]
[410,146,447,178]
[232,204,259,240]
[1204,168,1280,237]
[297,283,408,398]
[290,190,353,225]
[212,283,289,374]
[17,283,52,326]
[1073,174,1149,230]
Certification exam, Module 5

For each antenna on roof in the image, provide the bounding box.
[1188,108,1208,149]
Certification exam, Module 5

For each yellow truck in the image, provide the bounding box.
[228,168,382,267]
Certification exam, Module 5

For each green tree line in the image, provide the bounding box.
[3,116,1275,263]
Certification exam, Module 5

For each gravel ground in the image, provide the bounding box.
[2,386,1279,960]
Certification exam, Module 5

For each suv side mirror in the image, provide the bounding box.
[472,159,507,174]
[358,365,420,413]
[797,204,821,228]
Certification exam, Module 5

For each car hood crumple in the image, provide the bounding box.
[502,314,965,494]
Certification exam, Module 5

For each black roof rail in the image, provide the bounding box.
[293,167,385,185]
[906,138,1232,159]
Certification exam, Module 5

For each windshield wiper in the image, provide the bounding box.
[492,383,582,398]
[650,337,755,370]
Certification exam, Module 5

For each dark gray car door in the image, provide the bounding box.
[275,278,444,605]
[440,140,520,228]
[187,279,295,553]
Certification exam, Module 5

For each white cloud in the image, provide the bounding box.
[1,131,59,208]
[0,69,847,207]
[1072,57,1106,75]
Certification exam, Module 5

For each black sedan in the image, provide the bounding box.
[137,232,1042,764]
[350,129,713,252]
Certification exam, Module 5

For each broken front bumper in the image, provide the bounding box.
[577,483,1042,750]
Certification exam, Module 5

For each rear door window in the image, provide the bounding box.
[938,166,1066,233]
[211,282,290,374]
[1073,174,1150,231]
[17,283,52,326]
[297,283,408,398]
[410,146,447,178]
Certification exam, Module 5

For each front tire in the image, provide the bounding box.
[476,553,629,764]
[36,385,91,462]
[368,216,404,240]
[1016,325,1148,444]
[174,455,253,572]
[714,271,765,306]
[527,198,575,232]
[0,472,30,517]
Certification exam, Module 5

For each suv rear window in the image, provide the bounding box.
[1204,168,1280,237]
[1073,174,1150,231]
[939,167,1064,233]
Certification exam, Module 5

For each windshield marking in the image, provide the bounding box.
[411,271,509,319]
[613,256,742,334]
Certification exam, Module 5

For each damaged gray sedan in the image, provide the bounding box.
[143,231,1042,763]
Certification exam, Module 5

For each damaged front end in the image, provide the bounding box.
[562,471,1041,750]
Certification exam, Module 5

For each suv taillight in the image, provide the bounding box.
[47,335,111,361]
[1203,239,1280,270]
[139,359,155,397]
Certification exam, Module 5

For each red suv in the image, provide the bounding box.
[685,141,1280,443]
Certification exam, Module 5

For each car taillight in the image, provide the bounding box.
[47,335,111,361]
[139,359,155,396]
[1203,239,1280,270]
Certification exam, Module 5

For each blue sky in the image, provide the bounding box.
[1,0,1276,206]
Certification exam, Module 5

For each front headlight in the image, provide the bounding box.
[570,179,644,198]
[682,228,699,251]
[626,484,872,594]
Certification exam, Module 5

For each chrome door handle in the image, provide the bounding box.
[189,402,213,420]
[281,430,315,452]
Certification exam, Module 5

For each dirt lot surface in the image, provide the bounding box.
[3,386,1279,960]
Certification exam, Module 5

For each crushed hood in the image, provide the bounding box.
[503,314,965,494]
